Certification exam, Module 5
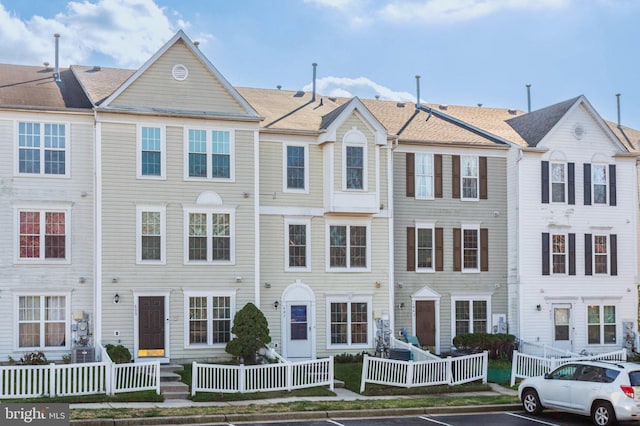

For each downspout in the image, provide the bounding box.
[93,108,102,349]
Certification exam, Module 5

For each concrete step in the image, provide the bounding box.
[160,363,183,373]
[159,370,182,382]
[333,379,345,388]
[160,382,189,393]
[162,390,191,400]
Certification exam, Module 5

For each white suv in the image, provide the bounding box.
[519,360,640,425]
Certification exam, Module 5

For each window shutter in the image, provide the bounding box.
[609,164,616,206]
[542,233,550,275]
[568,162,575,205]
[435,154,443,198]
[541,161,549,204]
[452,155,460,199]
[480,228,489,271]
[479,156,488,200]
[407,227,415,271]
[406,153,415,197]
[453,228,461,271]
[584,233,592,275]
[435,227,443,271]
[568,233,576,275]
[610,234,617,276]
[584,163,591,205]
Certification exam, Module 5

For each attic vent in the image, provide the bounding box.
[172,64,189,81]
[573,124,585,140]
[439,104,448,110]
[294,91,305,97]
[396,102,405,108]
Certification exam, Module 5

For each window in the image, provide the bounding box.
[328,223,369,270]
[285,218,310,271]
[453,298,488,337]
[346,146,363,189]
[328,297,370,347]
[592,165,607,204]
[17,208,69,262]
[588,305,616,345]
[17,295,67,349]
[18,122,67,176]
[285,145,307,191]
[417,226,434,270]
[137,206,165,264]
[138,126,165,178]
[594,235,608,274]
[551,162,566,203]
[463,228,478,271]
[186,129,233,179]
[342,129,367,191]
[415,153,434,199]
[184,208,235,264]
[186,293,234,346]
[552,234,566,274]
[461,156,478,199]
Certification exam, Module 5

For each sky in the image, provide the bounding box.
[1,0,639,129]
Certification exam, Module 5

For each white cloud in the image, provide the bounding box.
[0,0,206,68]
[303,76,417,102]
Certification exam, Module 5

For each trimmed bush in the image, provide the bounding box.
[105,344,132,364]
[452,333,516,360]
[226,302,271,365]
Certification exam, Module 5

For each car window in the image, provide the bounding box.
[576,365,602,382]
[602,368,620,383]
[628,371,640,386]
[550,364,578,380]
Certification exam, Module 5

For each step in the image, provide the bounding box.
[160,364,183,373]
[162,391,191,400]
[159,370,182,382]
[160,382,189,393]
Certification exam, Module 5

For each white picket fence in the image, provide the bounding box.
[360,351,488,392]
[510,349,627,386]
[191,357,334,395]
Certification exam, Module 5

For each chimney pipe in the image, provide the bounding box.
[415,75,421,110]
[54,33,61,82]
[616,93,621,128]
[312,63,317,102]
[526,83,531,113]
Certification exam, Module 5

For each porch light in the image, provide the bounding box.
[113,294,120,304]
[536,304,541,311]
[273,301,280,310]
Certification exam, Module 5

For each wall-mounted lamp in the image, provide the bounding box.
[112,277,119,283]
[113,294,120,304]
[536,304,541,311]
[79,277,86,284]
[398,302,405,310]
[273,301,280,310]
[234,276,243,283]
[242,192,250,199]
[396,282,403,289]
[264,282,271,289]
[375,281,381,289]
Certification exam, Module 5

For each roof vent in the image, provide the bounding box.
[277,85,282,90]
[294,91,305,97]
[439,104,448,110]
[92,65,101,72]
[43,62,51,71]
[397,102,405,108]
[508,109,517,115]
[477,103,483,108]
[171,64,189,81]
[194,41,200,49]
[328,97,337,102]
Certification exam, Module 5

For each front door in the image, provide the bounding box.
[553,304,572,352]
[416,300,436,347]
[138,296,165,358]
[286,302,312,360]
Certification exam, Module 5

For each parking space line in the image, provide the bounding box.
[418,415,454,425]
[506,412,561,425]
[327,420,347,426]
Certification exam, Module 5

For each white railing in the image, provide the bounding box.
[0,364,51,399]
[518,340,580,358]
[192,357,334,395]
[112,361,160,395]
[510,349,628,386]
[391,337,441,361]
[360,352,488,392]
[52,362,109,397]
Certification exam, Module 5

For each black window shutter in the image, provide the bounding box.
[584,163,592,205]
[609,164,616,206]
[453,228,461,271]
[479,157,488,200]
[568,162,575,205]
[435,227,443,271]
[541,161,549,204]
[435,154,443,198]
[610,234,617,276]
[480,228,489,271]
[568,233,576,275]
[452,156,460,199]
[407,227,415,271]
[585,233,592,275]
[542,233,550,275]
[406,153,415,198]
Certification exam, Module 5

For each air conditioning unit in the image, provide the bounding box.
[72,347,95,363]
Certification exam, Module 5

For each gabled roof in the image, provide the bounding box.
[0,64,92,110]
[506,96,580,147]
[71,65,135,106]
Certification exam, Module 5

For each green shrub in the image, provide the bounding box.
[226,302,271,365]
[452,333,516,360]
[104,344,132,364]
[334,351,368,363]
[20,351,48,365]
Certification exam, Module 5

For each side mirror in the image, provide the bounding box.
[544,373,551,379]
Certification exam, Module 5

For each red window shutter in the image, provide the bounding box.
[435,227,443,271]
[407,227,415,271]
[435,154,443,198]
[479,157,488,200]
[452,156,460,199]
[453,228,461,271]
[406,153,415,197]
[480,228,489,271]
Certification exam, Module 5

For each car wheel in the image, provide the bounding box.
[592,401,617,426]
[522,388,542,415]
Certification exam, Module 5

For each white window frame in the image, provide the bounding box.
[461,224,480,273]
[325,295,372,349]
[460,155,478,200]
[451,296,491,339]
[415,222,435,273]
[284,217,311,272]
[586,304,617,346]
[14,292,70,351]
[14,203,72,264]
[550,161,567,203]
[325,219,371,272]
[342,128,368,192]
[551,233,567,275]
[184,290,236,348]
[137,124,166,179]
[183,206,236,265]
[283,143,309,193]
[592,164,608,205]
[184,127,235,181]
[415,153,434,200]
[593,234,609,275]
[136,204,166,265]
[15,121,70,178]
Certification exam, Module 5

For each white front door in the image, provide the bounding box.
[285,302,312,360]
[553,304,572,352]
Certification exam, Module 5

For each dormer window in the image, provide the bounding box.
[342,128,367,191]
